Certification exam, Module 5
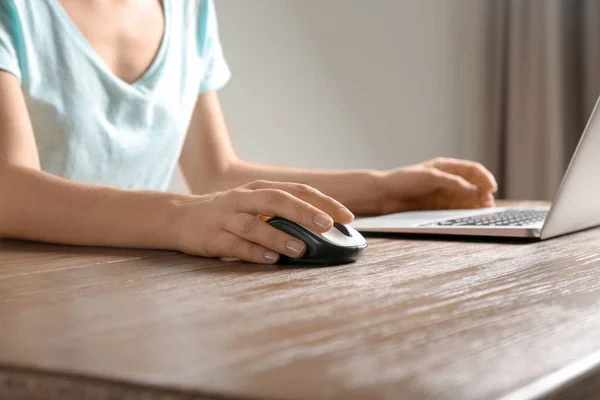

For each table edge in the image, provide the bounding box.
[0,363,258,400]
[499,348,600,400]
[3,352,600,400]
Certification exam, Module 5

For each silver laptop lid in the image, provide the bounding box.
[541,96,600,239]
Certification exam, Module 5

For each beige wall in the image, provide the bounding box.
[172,0,472,190]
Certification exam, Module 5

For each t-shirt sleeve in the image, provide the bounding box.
[196,0,231,93]
[0,0,22,81]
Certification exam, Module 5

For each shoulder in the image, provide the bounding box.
[181,0,217,29]
[170,0,222,54]
[1,0,49,32]
[173,0,211,22]
[1,0,37,15]
[180,0,212,14]
[168,0,214,37]
[0,0,27,51]
[0,0,18,20]
[172,0,218,29]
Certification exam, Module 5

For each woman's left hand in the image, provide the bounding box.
[372,158,498,215]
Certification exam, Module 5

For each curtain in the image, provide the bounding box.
[458,0,600,200]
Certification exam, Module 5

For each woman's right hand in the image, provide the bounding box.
[172,180,355,264]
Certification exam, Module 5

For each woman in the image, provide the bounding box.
[0,0,497,264]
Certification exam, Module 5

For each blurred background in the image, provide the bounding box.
[171,0,600,201]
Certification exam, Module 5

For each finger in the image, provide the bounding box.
[399,189,496,212]
[213,231,280,264]
[481,192,496,207]
[244,180,354,223]
[232,188,335,232]
[430,158,498,193]
[428,169,480,195]
[388,193,457,212]
[225,213,307,259]
[280,182,354,223]
[446,191,496,209]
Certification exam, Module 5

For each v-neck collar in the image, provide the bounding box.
[47,0,171,91]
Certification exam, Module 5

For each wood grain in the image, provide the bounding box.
[2,201,600,400]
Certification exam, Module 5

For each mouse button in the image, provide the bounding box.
[345,225,367,246]
[318,228,357,247]
[333,222,351,237]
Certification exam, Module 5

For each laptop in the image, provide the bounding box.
[351,98,600,240]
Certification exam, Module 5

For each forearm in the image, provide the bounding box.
[180,92,383,214]
[213,160,384,214]
[0,165,188,249]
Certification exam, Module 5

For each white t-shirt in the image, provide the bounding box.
[0,0,231,190]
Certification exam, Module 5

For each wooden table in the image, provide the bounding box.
[2,202,600,400]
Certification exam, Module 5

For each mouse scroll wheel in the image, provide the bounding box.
[334,222,352,237]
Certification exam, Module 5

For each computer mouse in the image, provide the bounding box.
[267,217,367,265]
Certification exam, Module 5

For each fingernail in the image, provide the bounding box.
[264,251,279,262]
[314,214,333,229]
[285,240,304,255]
[341,208,355,221]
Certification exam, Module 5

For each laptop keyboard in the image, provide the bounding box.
[433,210,548,227]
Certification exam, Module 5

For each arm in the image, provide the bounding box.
[0,71,185,249]
[179,92,498,215]
[0,71,351,264]
[179,92,382,213]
